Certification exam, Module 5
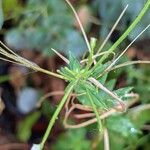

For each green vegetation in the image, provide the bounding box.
[0,0,150,150]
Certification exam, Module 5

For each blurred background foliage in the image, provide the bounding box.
[97,0,150,40]
[0,0,150,150]
[2,0,88,57]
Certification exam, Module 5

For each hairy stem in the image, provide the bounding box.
[40,81,76,149]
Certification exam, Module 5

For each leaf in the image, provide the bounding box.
[17,111,41,142]
[92,63,109,78]
[75,81,108,109]
[97,86,133,108]
[129,107,150,129]
[41,101,55,119]
[106,132,125,150]
[113,87,133,100]
[106,115,139,138]
[59,67,75,80]
[68,52,81,72]
[52,128,91,150]
[105,79,116,90]
[98,73,108,84]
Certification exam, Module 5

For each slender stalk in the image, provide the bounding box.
[40,81,77,150]
[104,128,110,150]
[50,48,113,65]
[37,91,78,108]
[64,96,138,129]
[86,88,103,132]
[64,109,116,129]
[93,0,150,70]
[0,41,20,57]
[35,67,64,79]
[102,24,150,74]
[65,0,91,52]
[74,113,95,119]
[97,5,128,54]
[110,61,150,71]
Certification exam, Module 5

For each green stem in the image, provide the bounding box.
[110,61,150,71]
[93,0,150,70]
[86,88,103,132]
[36,67,64,79]
[40,81,77,149]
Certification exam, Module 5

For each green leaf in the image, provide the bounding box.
[92,63,109,78]
[106,115,139,138]
[129,107,150,129]
[105,79,116,90]
[59,67,75,80]
[114,87,133,96]
[98,86,133,108]
[75,81,108,109]
[98,73,108,85]
[52,128,91,150]
[68,52,81,72]
[41,101,55,119]
[17,111,41,142]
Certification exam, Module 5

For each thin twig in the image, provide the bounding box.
[80,51,115,64]
[74,113,95,119]
[64,109,116,129]
[36,91,79,108]
[65,0,91,52]
[64,97,138,129]
[50,47,114,65]
[109,60,150,71]
[104,128,110,150]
